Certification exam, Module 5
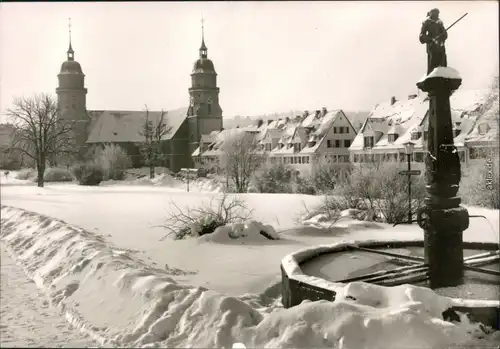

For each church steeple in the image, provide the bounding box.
[199,17,207,59]
[67,17,74,61]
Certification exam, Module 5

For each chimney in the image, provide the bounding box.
[315,110,321,118]
[322,107,327,116]
[390,96,397,105]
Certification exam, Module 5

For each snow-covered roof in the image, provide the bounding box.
[350,89,492,152]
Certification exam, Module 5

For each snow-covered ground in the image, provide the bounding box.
[1,246,97,348]
[1,178,499,348]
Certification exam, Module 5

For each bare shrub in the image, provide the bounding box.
[159,193,253,240]
[325,162,426,224]
[43,167,73,182]
[460,155,499,209]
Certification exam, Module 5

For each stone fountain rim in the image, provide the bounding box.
[281,238,500,309]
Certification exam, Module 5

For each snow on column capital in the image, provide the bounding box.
[417,67,462,93]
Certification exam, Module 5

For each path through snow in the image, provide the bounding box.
[0,246,97,348]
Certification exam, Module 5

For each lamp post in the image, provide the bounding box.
[403,141,415,224]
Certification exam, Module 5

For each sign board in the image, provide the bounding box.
[180,168,199,179]
[399,170,421,176]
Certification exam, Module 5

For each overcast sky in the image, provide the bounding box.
[1,1,498,120]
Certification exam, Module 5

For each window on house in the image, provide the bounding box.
[298,157,302,164]
[345,127,349,134]
[354,154,359,162]
[364,136,374,148]
[459,151,465,162]
[414,152,424,162]
[339,127,344,134]
[333,127,337,134]
[411,132,422,140]
[453,129,461,137]
[388,134,399,143]
[327,140,332,148]
[208,103,212,115]
[399,153,405,162]
[335,140,341,148]
[294,143,302,152]
[344,139,351,148]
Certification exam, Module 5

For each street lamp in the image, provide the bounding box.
[403,141,415,224]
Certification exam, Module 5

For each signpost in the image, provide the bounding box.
[180,168,199,192]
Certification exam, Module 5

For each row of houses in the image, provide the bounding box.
[192,87,499,176]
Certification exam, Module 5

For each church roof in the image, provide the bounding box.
[86,107,188,143]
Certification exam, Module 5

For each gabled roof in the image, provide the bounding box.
[86,107,188,143]
[350,89,491,152]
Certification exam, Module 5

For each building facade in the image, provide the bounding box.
[192,108,357,176]
[55,22,223,172]
[349,90,499,167]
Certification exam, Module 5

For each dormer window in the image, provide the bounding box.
[478,123,491,135]
[453,129,461,137]
[411,131,422,140]
[388,133,399,143]
[363,136,374,148]
[308,141,317,147]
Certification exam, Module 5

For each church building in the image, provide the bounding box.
[56,21,223,171]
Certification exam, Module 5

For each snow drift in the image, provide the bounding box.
[1,205,498,348]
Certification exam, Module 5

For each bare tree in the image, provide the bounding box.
[219,130,264,193]
[139,105,171,179]
[6,94,76,187]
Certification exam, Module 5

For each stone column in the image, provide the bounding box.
[416,67,469,288]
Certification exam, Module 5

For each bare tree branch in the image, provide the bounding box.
[218,130,265,193]
[6,93,78,187]
[139,106,172,179]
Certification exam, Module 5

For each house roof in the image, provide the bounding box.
[350,89,491,152]
[86,107,188,143]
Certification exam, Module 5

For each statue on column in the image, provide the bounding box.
[419,8,448,75]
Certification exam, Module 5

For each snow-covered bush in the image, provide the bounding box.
[311,158,353,194]
[90,144,131,180]
[294,174,317,195]
[160,193,253,240]
[72,162,104,186]
[254,163,294,193]
[461,155,499,209]
[0,149,23,170]
[15,168,37,180]
[43,167,73,182]
[325,162,426,224]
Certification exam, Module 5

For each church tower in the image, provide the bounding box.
[187,19,223,156]
[56,19,89,153]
